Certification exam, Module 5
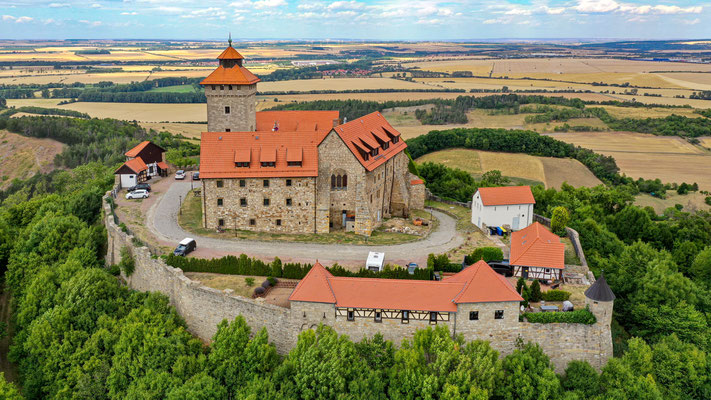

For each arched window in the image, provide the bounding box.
[342,174,347,188]
[336,175,342,188]
[331,174,336,189]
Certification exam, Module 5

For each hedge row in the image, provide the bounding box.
[464,247,504,265]
[541,289,572,301]
[523,308,596,324]
[165,254,433,281]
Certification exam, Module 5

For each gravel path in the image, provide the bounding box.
[147,181,465,266]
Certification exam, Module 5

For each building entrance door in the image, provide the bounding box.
[512,216,520,230]
[341,210,347,227]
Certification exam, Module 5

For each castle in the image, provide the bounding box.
[199,42,424,235]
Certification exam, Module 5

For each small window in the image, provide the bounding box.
[495,310,504,320]
[225,128,231,132]
[249,219,256,226]
[263,179,270,187]
[220,85,224,90]
[286,179,292,187]
[228,85,232,90]
[225,106,230,114]
[287,161,302,167]
[211,85,215,90]
[218,219,224,226]
[235,161,248,167]
[469,311,479,321]
[393,136,399,143]
[261,162,276,167]
[347,310,354,321]
[286,198,292,206]
[430,312,437,323]
[217,198,223,206]
[240,198,247,207]
[374,311,382,323]
[263,198,270,206]
[276,219,281,226]
[239,179,246,187]
[216,180,223,188]
[402,310,409,323]
[545,268,550,273]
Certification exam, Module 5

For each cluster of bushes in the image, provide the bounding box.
[464,247,504,264]
[253,277,277,296]
[541,289,572,301]
[166,254,434,281]
[524,308,597,324]
[0,106,89,118]
[414,104,468,124]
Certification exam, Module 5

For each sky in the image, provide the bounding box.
[0,0,708,41]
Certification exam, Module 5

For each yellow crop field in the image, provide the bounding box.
[0,131,65,188]
[548,131,711,190]
[258,77,433,92]
[699,137,711,148]
[141,122,206,139]
[415,148,601,188]
[657,73,711,90]
[599,105,701,119]
[6,99,206,122]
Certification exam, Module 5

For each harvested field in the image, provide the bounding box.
[140,122,206,139]
[548,131,711,190]
[258,77,433,92]
[6,99,206,122]
[0,131,65,188]
[635,192,710,213]
[599,105,701,119]
[657,73,711,90]
[415,149,601,188]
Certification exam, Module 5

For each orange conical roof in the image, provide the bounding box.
[217,46,244,60]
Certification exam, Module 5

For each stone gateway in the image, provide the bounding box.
[199,44,423,236]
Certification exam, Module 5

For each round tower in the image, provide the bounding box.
[584,272,615,326]
[200,36,260,132]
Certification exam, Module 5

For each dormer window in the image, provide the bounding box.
[382,142,390,150]
[370,148,379,157]
[287,161,302,167]
[392,136,400,143]
[261,162,276,167]
[235,162,250,168]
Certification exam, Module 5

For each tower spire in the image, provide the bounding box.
[228,32,232,47]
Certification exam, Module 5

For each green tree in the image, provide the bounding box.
[551,206,570,236]
[530,280,542,303]
[0,373,23,400]
[561,360,600,398]
[495,341,561,400]
[690,246,711,286]
[165,372,227,400]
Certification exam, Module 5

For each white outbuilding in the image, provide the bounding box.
[471,186,535,231]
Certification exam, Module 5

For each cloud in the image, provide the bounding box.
[4,15,34,23]
[49,3,70,7]
[253,0,287,8]
[91,3,102,8]
[79,19,102,26]
[575,0,702,15]
[683,18,700,25]
[121,11,138,15]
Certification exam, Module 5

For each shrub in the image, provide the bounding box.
[267,276,278,286]
[541,289,571,301]
[107,264,121,276]
[530,280,542,302]
[119,222,129,233]
[254,287,265,296]
[523,308,597,324]
[516,277,526,294]
[464,247,504,264]
[261,280,271,289]
[119,247,135,277]
[244,277,255,287]
[705,196,711,206]
[551,206,570,236]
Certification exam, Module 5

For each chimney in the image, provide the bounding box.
[333,118,339,127]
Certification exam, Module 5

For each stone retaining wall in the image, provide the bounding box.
[104,191,611,371]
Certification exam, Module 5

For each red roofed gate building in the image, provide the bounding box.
[510,222,566,280]
[199,43,423,235]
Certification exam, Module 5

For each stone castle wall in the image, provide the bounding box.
[205,84,257,132]
[105,192,610,371]
[202,177,317,233]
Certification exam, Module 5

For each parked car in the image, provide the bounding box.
[192,172,200,180]
[127,183,151,192]
[488,262,513,277]
[173,238,197,256]
[175,170,186,180]
[125,189,149,200]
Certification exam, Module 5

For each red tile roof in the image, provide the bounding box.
[217,46,244,60]
[477,186,535,206]
[157,161,169,170]
[509,222,565,269]
[125,140,151,158]
[199,130,320,179]
[331,112,407,172]
[200,65,260,86]
[289,260,522,311]
[115,157,148,174]
[256,111,339,135]
[411,179,424,185]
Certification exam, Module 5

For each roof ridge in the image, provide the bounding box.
[451,262,482,303]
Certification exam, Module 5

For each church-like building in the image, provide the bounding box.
[199,42,425,235]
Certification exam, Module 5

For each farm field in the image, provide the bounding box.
[598,105,702,119]
[258,77,434,92]
[140,122,206,139]
[0,131,65,188]
[415,148,602,188]
[635,192,711,213]
[548,131,711,190]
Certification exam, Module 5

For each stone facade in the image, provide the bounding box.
[105,197,612,372]
[205,83,257,132]
[202,176,317,233]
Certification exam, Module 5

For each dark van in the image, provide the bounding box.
[174,238,197,256]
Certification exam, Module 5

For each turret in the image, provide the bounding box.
[584,272,615,326]
[200,35,259,132]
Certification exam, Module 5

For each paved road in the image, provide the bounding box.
[148,181,464,266]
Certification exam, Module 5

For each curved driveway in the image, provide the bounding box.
[148,181,464,265]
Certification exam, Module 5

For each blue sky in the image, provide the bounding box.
[0,0,708,40]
